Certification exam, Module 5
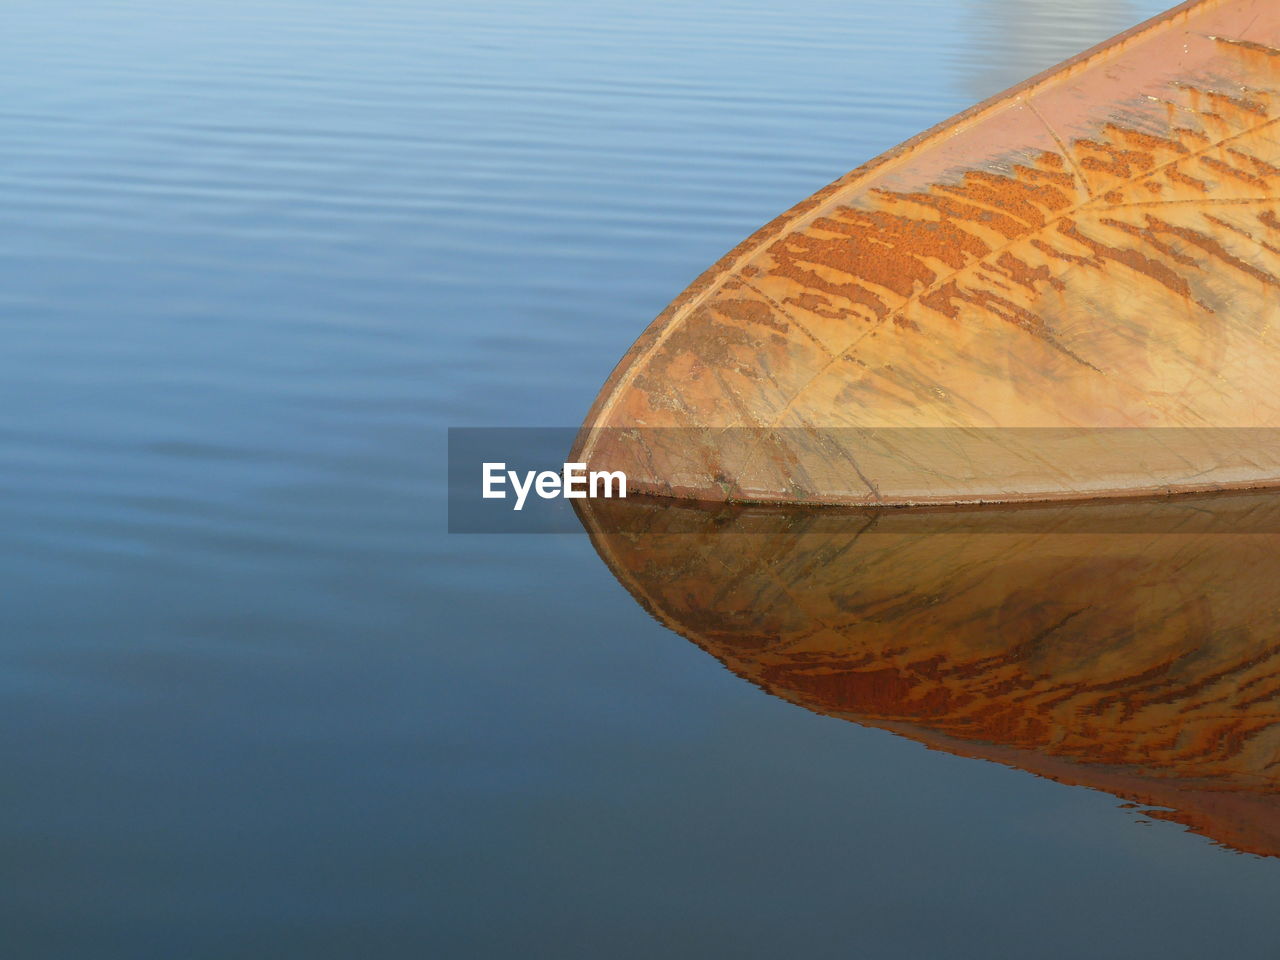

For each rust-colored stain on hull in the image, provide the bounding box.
[580,494,1280,857]
[575,0,1280,505]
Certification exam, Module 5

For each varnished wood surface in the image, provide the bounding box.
[575,0,1280,505]
[580,492,1280,857]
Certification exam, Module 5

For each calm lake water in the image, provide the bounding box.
[4,0,1279,956]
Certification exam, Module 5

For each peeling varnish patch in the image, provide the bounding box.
[746,91,1280,433]
[733,274,837,359]
[1026,97,1095,199]
[1209,35,1280,58]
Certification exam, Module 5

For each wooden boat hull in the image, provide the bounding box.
[574,0,1280,505]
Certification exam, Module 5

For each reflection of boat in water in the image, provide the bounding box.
[579,492,1280,856]
[573,0,1280,505]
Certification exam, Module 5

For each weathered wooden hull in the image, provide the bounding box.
[580,493,1280,856]
[575,0,1280,505]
